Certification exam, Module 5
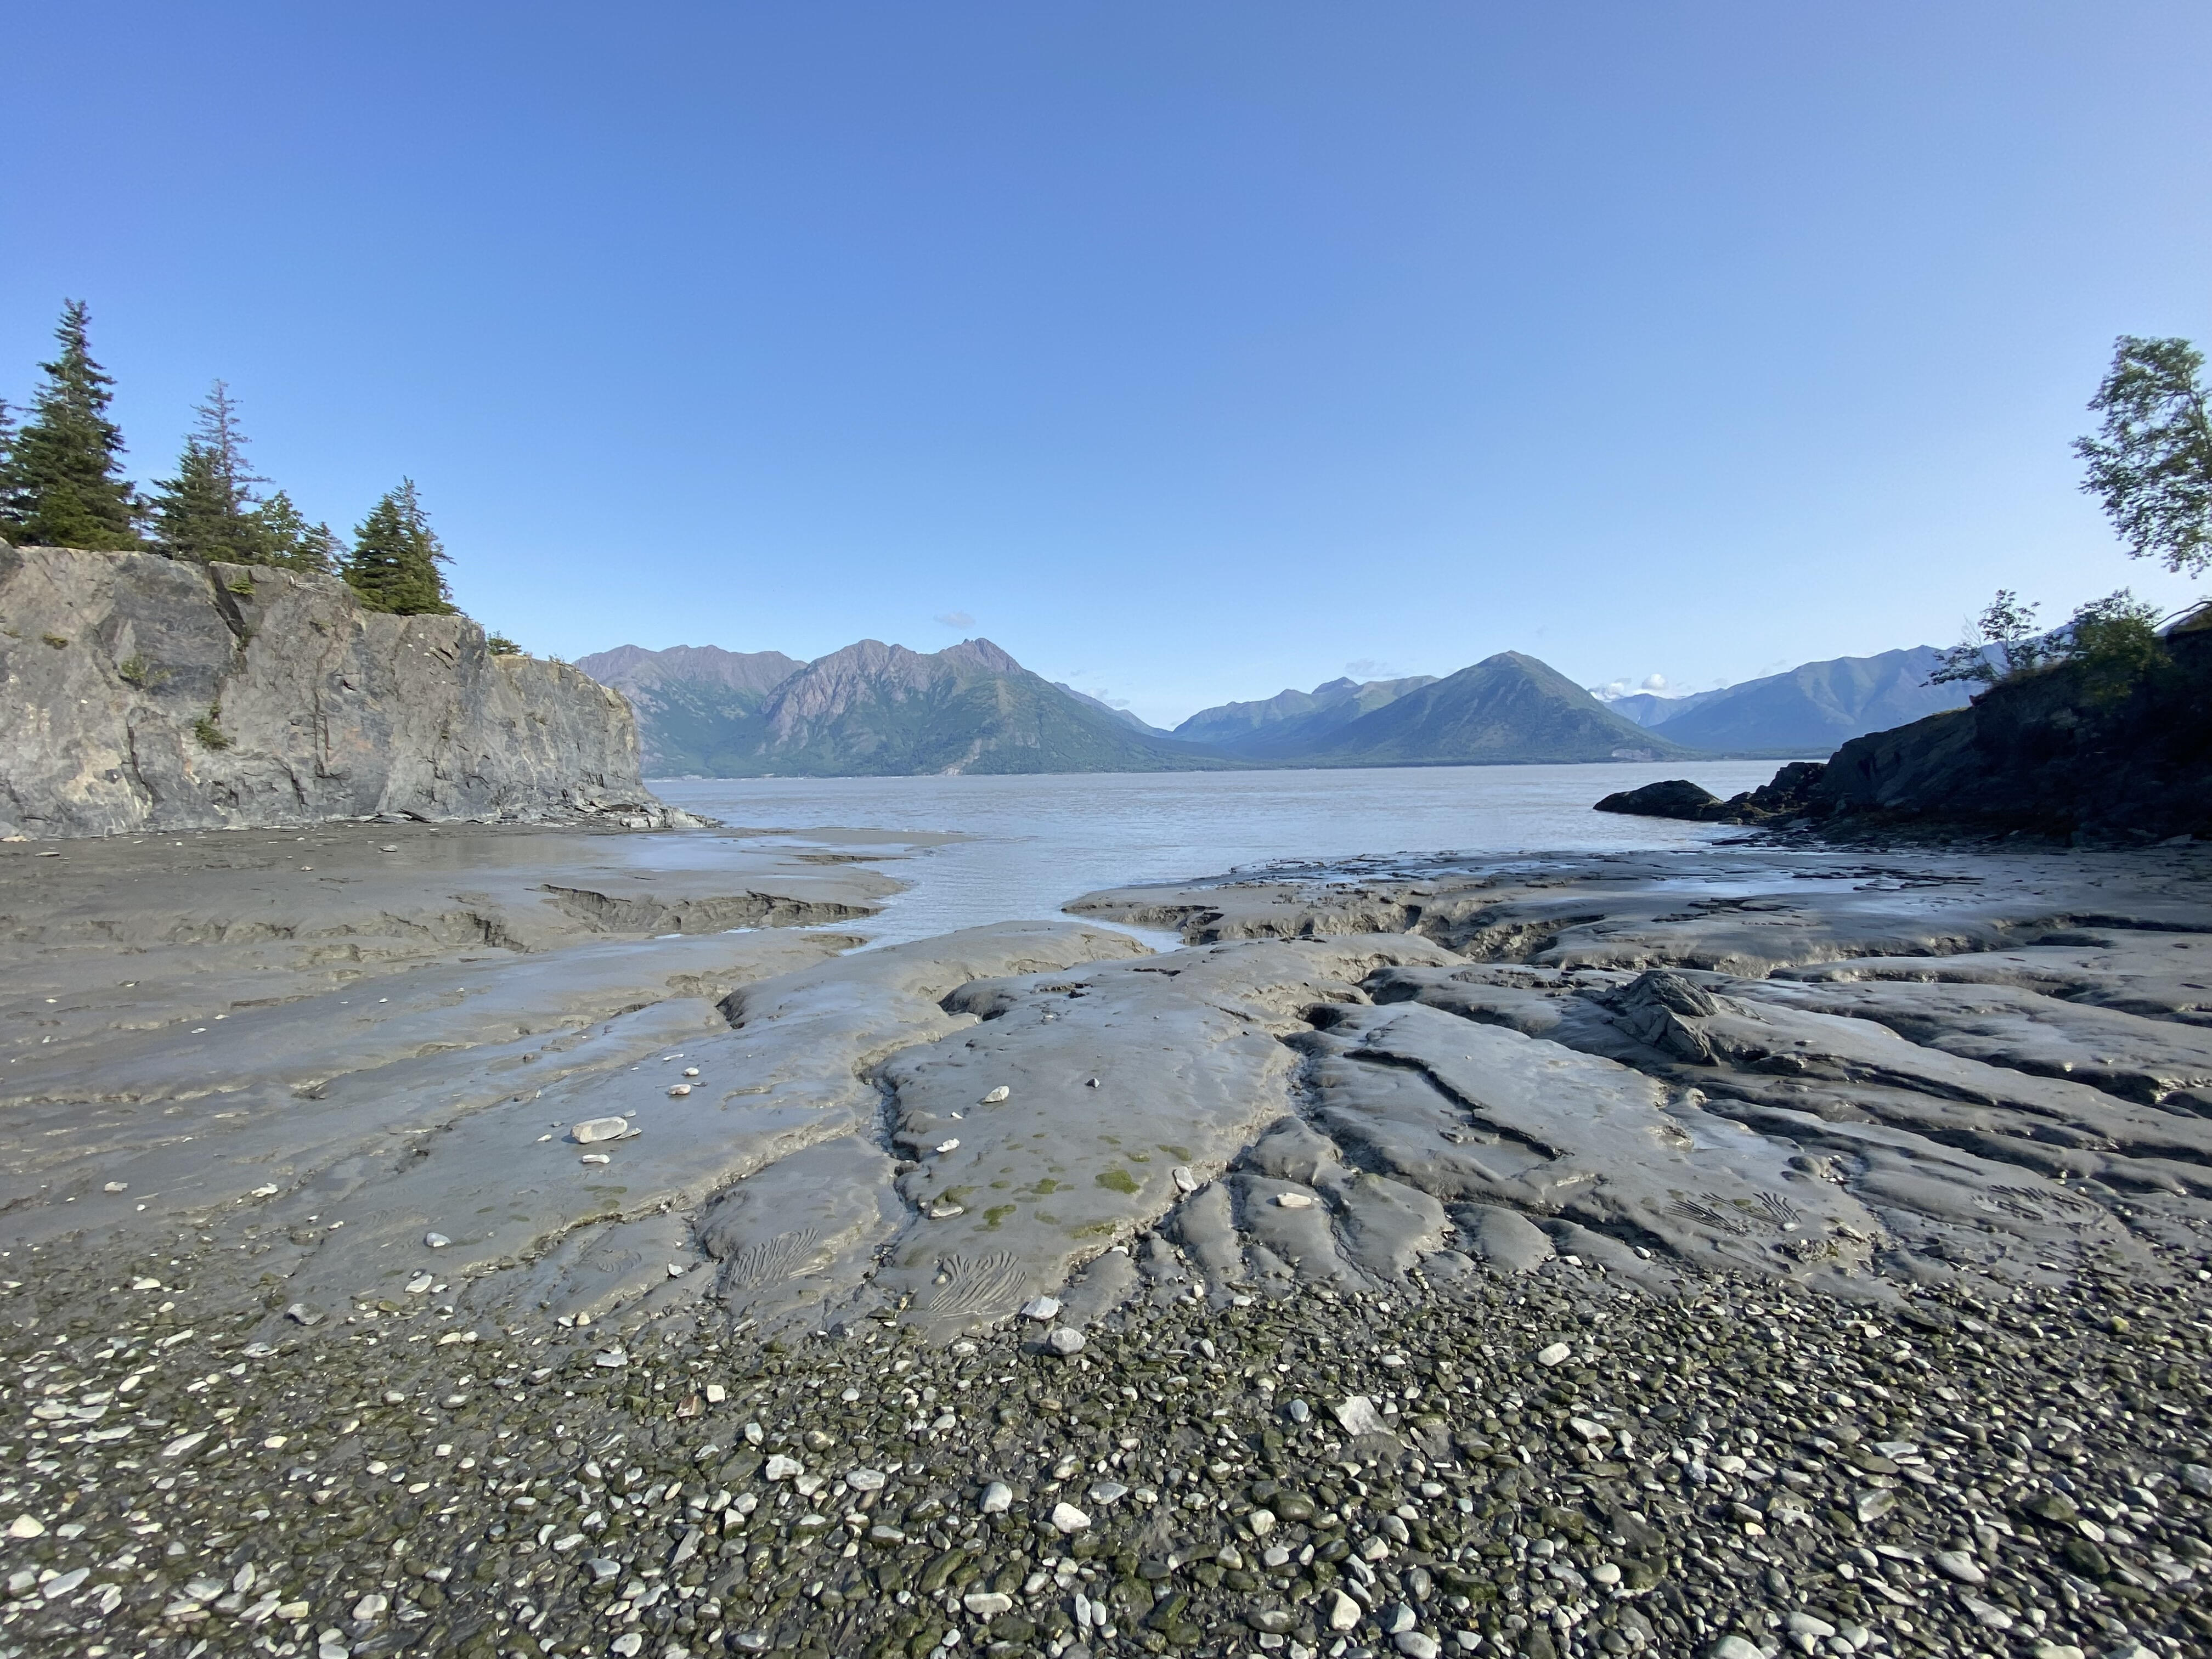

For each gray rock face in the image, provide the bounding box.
[0,543,667,837]
[14,823,2212,1353]
[1075,844,2212,1291]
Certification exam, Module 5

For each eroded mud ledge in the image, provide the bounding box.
[4,831,2211,1659]
[7,836,2210,1347]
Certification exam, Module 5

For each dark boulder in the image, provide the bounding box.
[1593,779,1725,820]
[1594,761,1828,826]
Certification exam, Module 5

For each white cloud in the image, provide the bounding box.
[933,610,976,629]
[1641,673,1667,691]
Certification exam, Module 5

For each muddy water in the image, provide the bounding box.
[656,760,1787,946]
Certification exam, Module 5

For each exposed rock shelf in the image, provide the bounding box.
[1,830,2207,1657]
[1,543,674,837]
[1597,619,2212,842]
[10,836,2211,1343]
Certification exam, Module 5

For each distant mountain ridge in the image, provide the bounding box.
[1600,646,1971,755]
[1171,674,1438,757]
[574,644,807,775]
[1294,652,1694,766]
[1607,687,1723,728]
[578,638,1223,776]
[1054,684,1166,735]
[580,636,1959,777]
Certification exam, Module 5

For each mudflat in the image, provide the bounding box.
[0,830,2206,1659]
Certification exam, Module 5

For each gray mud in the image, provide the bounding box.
[1,834,2208,1659]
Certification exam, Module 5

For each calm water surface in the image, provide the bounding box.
[655,761,1793,948]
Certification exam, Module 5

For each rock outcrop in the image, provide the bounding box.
[1599,618,2212,842]
[1594,761,1826,825]
[1,541,670,837]
[1808,617,2212,840]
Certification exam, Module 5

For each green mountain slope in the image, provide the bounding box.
[578,641,1706,775]
[1171,674,1437,754]
[753,639,1230,775]
[573,645,804,775]
[582,639,1233,776]
[1300,651,1697,765]
[1646,646,1969,755]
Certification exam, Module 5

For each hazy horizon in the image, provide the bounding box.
[577,632,1944,731]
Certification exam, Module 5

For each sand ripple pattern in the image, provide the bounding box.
[926,1251,1023,1316]
[725,1227,822,1290]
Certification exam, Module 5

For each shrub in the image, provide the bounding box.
[193,707,230,749]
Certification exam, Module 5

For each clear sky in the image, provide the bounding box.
[4,4,2209,726]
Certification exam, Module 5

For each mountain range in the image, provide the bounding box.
[1599,646,1972,754]
[1170,674,1438,755]
[575,639,1222,776]
[576,636,1958,778]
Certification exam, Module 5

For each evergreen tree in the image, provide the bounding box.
[150,381,266,563]
[249,488,345,574]
[0,399,15,541]
[342,479,453,614]
[0,301,142,549]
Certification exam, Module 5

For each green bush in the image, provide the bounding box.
[193,707,230,749]
[2066,590,2166,701]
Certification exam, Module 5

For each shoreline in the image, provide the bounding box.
[0,826,2206,1658]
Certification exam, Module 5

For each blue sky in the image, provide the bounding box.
[4,3,2208,726]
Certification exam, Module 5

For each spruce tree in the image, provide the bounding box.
[342,479,453,614]
[0,300,142,549]
[0,399,15,542]
[249,488,344,574]
[150,381,265,563]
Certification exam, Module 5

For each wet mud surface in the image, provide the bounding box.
[0,834,2207,1659]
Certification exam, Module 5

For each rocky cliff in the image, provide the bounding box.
[1809,618,2212,840]
[1598,618,2212,841]
[0,543,669,838]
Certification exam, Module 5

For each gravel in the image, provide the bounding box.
[0,1230,2204,1659]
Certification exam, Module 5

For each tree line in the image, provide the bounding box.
[1931,334,2211,693]
[0,300,467,623]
